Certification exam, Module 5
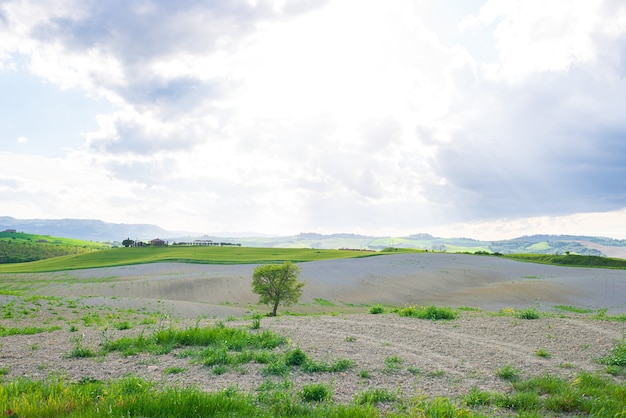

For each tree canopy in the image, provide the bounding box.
[251,262,304,316]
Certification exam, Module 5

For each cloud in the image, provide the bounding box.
[17,136,28,144]
[422,0,626,222]
[2,0,626,237]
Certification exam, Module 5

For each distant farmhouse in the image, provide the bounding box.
[123,237,241,247]
[172,239,241,247]
[150,238,166,246]
[3,229,16,233]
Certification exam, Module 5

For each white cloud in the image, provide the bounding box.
[17,136,28,144]
[1,0,626,238]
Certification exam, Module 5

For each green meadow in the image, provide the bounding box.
[503,253,626,269]
[0,246,401,273]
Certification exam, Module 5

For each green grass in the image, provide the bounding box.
[1,369,625,417]
[0,246,387,273]
[516,307,541,319]
[0,232,110,264]
[598,341,626,367]
[554,305,594,314]
[464,372,626,416]
[503,253,626,269]
[395,305,459,320]
[354,388,398,405]
[368,304,385,314]
[300,383,332,402]
[495,364,520,381]
[0,325,61,337]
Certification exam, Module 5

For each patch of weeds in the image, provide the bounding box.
[252,350,279,365]
[359,370,372,379]
[0,367,9,376]
[81,312,103,327]
[139,317,157,325]
[300,383,332,402]
[407,366,422,375]
[369,304,385,314]
[383,355,403,374]
[301,358,354,373]
[345,336,356,342]
[261,360,289,376]
[176,348,199,358]
[212,365,229,375]
[313,298,335,307]
[355,388,398,405]
[499,307,516,316]
[69,325,78,332]
[67,335,98,358]
[285,348,307,366]
[535,348,552,358]
[249,311,263,330]
[496,364,520,381]
[115,321,132,330]
[458,306,481,312]
[0,325,58,337]
[428,370,446,378]
[604,365,626,376]
[559,362,576,369]
[163,367,186,375]
[396,305,458,320]
[516,307,541,319]
[554,305,593,314]
[598,340,626,367]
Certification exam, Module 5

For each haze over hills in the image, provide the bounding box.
[2,216,626,257]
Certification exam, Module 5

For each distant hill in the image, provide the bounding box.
[177,232,626,257]
[2,216,626,257]
[0,216,175,242]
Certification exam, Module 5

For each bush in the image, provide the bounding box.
[369,304,385,314]
[517,307,541,320]
[396,305,458,320]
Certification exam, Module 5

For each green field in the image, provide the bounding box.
[0,232,110,264]
[0,246,397,273]
[503,253,626,269]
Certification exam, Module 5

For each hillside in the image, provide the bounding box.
[0,231,109,264]
[0,216,175,242]
[3,216,626,257]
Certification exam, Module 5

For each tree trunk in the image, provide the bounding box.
[271,302,279,316]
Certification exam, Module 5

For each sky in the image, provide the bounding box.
[1,0,626,240]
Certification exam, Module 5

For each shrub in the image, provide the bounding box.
[369,304,384,314]
[516,307,541,319]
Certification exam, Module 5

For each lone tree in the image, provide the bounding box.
[251,262,304,316]
[122,238,135,247]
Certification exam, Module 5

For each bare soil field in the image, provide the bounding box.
[11,252,626,317]
[1,253,626,412]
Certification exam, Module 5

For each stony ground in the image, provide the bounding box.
[1,296,624,408]
[1,253,626,414]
